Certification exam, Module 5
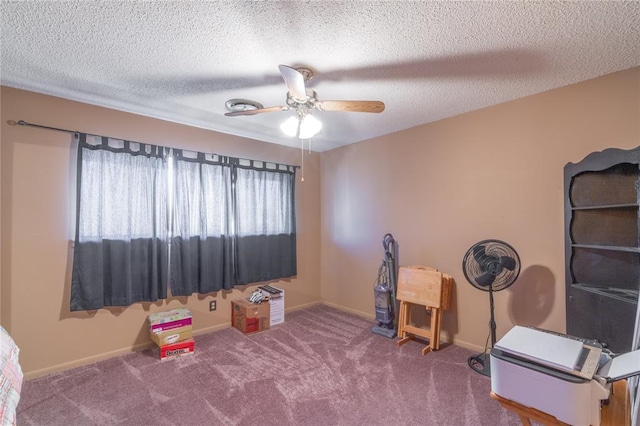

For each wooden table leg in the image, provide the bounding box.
[430,307,441,350]
[516,414,533,426]
[490,392,569,426]
[397,301,412,346]
[397,301,418,347]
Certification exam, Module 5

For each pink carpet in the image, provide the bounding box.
[17,304,520,425]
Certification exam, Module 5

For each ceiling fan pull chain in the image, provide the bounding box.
[300,136,305,183]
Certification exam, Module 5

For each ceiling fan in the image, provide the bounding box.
[224,65,385,138]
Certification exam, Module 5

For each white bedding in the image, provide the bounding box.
[0,326,22,426]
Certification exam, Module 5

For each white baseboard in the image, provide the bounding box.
[25,301,484,380]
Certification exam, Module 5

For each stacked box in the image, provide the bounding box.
[150,326,192,346]
[148,308,192,332]
[231,299,270,334]
[259,285,285,326]
[147,308,194,359]
[159,339,194,360]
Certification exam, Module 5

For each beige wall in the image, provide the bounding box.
[0,87,321,378]
[321,67,640,352]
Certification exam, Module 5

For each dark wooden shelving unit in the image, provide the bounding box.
[564,148,640,353]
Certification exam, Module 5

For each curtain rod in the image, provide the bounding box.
[11,119,78,135]
[9,119,300,170]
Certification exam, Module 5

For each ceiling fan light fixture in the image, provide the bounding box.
[280,114,322,139]
[280,116,298,137]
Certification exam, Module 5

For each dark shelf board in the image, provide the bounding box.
[571,244,640,253]
[571,203,639,210]
[570,283,639,305]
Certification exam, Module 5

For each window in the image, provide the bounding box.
[70,134,296,311]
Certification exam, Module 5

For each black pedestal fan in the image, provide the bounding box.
[462,239,521,377]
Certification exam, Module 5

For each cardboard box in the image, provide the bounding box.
[231,299,270,334]
[160,338,194,360]
[259,286,285,326]
[148,308,192,333]
[150,325,192,347]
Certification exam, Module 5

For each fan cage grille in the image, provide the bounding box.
[462,240,521,291]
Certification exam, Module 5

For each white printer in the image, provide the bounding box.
[490,325,640,426]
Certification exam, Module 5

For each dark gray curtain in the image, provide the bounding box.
[71,138,297,309]
[170,156,296,295]
[169,152,234,295]
[234,164,297,284]
[70,134,169,311]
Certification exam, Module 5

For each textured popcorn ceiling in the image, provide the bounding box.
[1,1,639,152]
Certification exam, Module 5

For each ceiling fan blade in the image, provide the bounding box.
[315,100,385,113]
[224,106,288,117]
[476,271,496,287]
[278,65,307,102]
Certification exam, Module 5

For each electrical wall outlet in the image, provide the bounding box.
[209,300,217,311]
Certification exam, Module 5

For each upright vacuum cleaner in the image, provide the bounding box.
[371,233,398,339]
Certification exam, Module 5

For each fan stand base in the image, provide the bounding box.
[468,352,492,377]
